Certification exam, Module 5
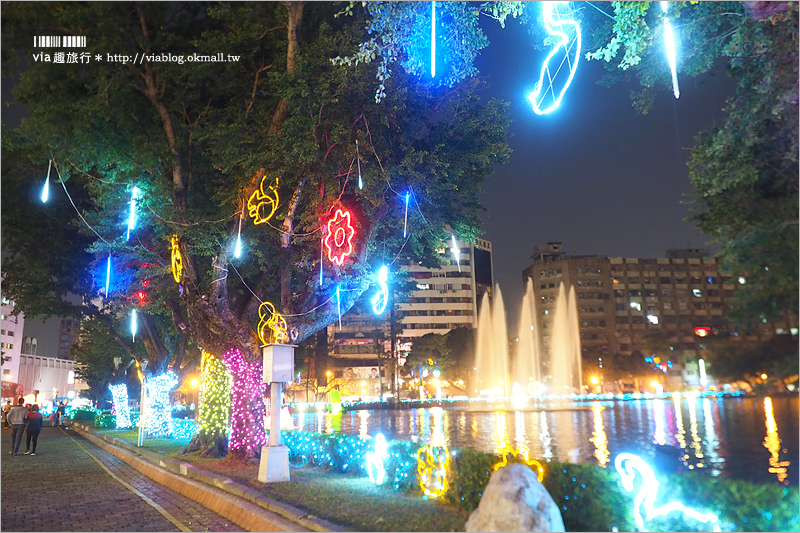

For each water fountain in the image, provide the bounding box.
[475,281,582,398]
[549,282,583,394]
[513,279,542,394]
[474,287,510,396]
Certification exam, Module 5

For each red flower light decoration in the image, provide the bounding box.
[324,208,355,266]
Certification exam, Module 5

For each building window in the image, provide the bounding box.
[692,289,703,297]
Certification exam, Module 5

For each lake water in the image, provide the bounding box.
[291,395,798,485]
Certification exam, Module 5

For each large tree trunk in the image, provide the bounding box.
[185,351,231,457]
[223,347,267,458]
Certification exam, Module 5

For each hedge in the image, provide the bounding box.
[281,430,799,532]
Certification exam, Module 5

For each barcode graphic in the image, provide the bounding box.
[34,36,86,48]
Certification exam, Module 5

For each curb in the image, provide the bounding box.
[72,423,346,533]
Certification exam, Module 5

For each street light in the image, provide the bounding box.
[760,373,768,380]
[590,376,599,385]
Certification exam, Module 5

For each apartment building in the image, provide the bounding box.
[326,237,493,391]
[1,297,25,394]
[523,243,793,390]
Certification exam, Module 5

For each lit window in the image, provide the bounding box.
[738,277,746,284]
[646,315,659,325]
[694,327,710,337]
[629,302,642,312]
[692,289,703,297]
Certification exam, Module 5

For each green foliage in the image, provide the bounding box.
[586,1,653,70]
[444,448,496,510]
[94,412,116,429]
[72,316,135,407]
[332,1,525,102]
[70,407,102,421]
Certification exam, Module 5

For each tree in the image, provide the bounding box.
[705,334,798,391]
[584,2,798,327]
[72,317,134,407]
[1,2,510,454]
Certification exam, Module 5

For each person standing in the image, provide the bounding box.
[56,401,66,427]
[7,398,28,455]
[3,400,11,428]
[24,404,43,455]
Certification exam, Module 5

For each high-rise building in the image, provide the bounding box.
[325,237,493,397]
[58,318,80,360]
[1,297,25,393]
[523,242,794,390]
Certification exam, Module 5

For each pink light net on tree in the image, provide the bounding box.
[222,347,267,456]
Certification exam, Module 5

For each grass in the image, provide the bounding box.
[89,428,468,532]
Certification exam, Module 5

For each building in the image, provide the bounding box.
[523,242,794,391]
[58,318,80,359]
[2,295,88,402]
[397,237,493,344]
[1,297,25,396]
[324,237,493,399]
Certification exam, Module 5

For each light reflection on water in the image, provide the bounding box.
[290,396,798,485]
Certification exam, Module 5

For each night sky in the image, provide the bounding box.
[474,12,737,324]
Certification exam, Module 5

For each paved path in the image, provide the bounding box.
[2,425,240,532]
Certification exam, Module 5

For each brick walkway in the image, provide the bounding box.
[1,425,241,532]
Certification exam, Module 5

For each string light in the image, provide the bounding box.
[450,233,461,273]
[104,255,112,296]
[615,453,719,531]
[324,208,355,266]
[492,445,545,482]
[145,372,179,437]
[109,383,133,429]
[528,1,581,114]
[431,1,437,78]
[170,235,183,283]
[126,186,141,240]
[223,347,267,455]
[372,266,389,315]
[41,159,52,203]
[417,443,450,498]
[198,350,231,438]
[661,1,680,99]
[403,192,410,238]
[257,301,288,345]
[336,285,342,331]
[234,212,243,259]
[356,140,363,190]
[247,175,280,224]
[131,309,137,342]
[366,433,388,485]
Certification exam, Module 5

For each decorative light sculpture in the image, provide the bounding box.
[356,140,363,190]
[257,301,288,345]
[108,383,133,429]
[336,285,342,331]
[528,1,581,115]
[698,359,707,388]
[493,445,545,482]
[145,372,179,437]
[234,212,243,259]
[330,388,342,416]
[104,255,112,296]
[324,208,355,266]
[431,1,437,78]
[372,266,389,315]
[366,433,389,485]
[126,186,141,240]
[41,159,52,203]
[131,309,137,342]
[403,192,410,238]
[223,347,267,455]
[450,233,461,273]
[615,453,719,531]
[198,350,231,437]
[170,235,183,283]
[661,1,680,99]
[247,176,280,224]
[417,444,450,498]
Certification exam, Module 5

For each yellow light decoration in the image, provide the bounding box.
[417,444,450,498]
[170,235,183,283]
[198,350,231,437]
[492,444,545,482]
[257,301,288,345]
[247,176,280,225]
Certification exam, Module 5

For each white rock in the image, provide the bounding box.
[465,464,565,532]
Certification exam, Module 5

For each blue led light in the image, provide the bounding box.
[126,186,141,240]
[41,160,52,203]
[403,192,410,238]
[131,309,137,342]
[661,1,680,99]
[105,255,112,296]
[431,1,437,78]
[451,233,461,273]
[528,2,581,115]
[371,266,389,315]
